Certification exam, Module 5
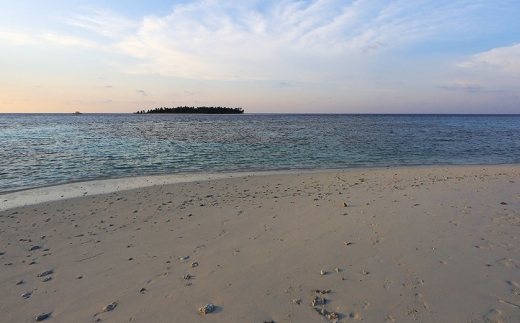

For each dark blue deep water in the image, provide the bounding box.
[1,114,519,193]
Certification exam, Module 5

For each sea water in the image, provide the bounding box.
[1,113,519,194]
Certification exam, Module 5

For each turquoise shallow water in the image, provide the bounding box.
[1,114,519,194]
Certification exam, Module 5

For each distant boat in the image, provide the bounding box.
[73,111,82,115]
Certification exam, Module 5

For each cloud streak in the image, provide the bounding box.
[436,83,504,94]
[0,29,96,48]
[63,8,138,39]
[72,0,489,81]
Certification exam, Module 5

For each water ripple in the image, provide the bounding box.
[1,113,519,193]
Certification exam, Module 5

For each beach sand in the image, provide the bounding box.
[1,165,519,322]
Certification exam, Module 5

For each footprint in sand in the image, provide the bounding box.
[349,311,360,319]
[497,258,519,267]
[439,255,452,265]
[147,271,169,284]
[414,293,429,309]
[507,281,520,295]
[383,278,393,289]
[483,309,502,323]
[369,236,381,245]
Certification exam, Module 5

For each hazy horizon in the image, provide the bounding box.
[1,1,519,114]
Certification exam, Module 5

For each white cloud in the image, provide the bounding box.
[446,43,520,98]
[42,33,96,48]
[458,43,520,74]
[0,30,39,45]
[111,0,486,80]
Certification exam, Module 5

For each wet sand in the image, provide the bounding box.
[1,165,519,322]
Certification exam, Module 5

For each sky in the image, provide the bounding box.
[1,0,519,114]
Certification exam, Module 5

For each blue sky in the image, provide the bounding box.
[1,0,519,113]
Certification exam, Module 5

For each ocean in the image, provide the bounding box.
[1,113,519,194]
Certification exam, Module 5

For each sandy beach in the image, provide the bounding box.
[1,165,519,322]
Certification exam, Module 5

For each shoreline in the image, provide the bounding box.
[1,169,330,212]
[1,165,519,322]
[0,164,520,212]
[2,164,518,212]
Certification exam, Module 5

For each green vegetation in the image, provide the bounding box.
[135,106,244,114]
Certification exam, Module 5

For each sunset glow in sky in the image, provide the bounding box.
[1,0,519,113]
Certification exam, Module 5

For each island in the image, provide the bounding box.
[135,106,244,114]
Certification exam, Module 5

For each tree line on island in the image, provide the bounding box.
[135,106,244,114]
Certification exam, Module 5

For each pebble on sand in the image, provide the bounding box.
[21,292,32,299]
[315,308,339,320]
[198,303,215,315]
[34,313,51,322]
[327,312,339,320]
[103,302,118,312]
[37,270,53,277]
[312,289,330,295]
